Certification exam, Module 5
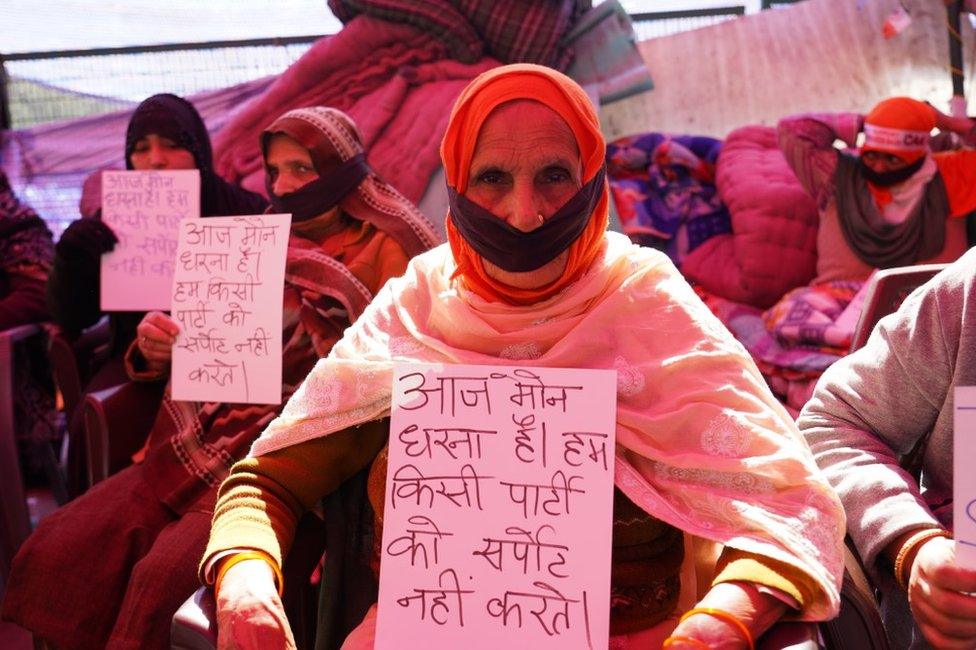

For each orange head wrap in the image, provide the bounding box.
[440,63,608,305]
[861,97,936,164]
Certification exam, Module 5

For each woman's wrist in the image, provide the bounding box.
[695,581,787,641]
[894,528,952,590]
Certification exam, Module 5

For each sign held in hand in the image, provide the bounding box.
[170,214,292,405]
[954,386,976,567]
[376,363,617,650]
[100,169,200,311]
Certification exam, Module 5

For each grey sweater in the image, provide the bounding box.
[799,247,976,648]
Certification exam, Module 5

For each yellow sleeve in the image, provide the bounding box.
[199,419,389,585]
[711,548,819,612]
[934,150,976,217]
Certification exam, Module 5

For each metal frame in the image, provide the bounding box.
[0,35,323,130]
[630,6,746,22]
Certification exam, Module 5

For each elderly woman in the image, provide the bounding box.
[1,107,438,649]
[204,65,845,649]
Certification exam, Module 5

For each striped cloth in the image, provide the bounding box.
[328,0,589,68]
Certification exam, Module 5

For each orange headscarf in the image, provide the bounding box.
[440,64,609,305]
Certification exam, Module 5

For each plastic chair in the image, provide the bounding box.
[46,318,111,429]
[47,318,112,496]
[81,380,164,486]
[0,324,42,591]
[849,264,949,352]
[172,512,328,650]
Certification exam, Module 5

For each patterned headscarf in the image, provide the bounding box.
[261,107,440,257]
[0,171,54,272]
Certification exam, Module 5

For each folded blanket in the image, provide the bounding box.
[699,280,866,412]
[211,16,497,205]
[762,281,864,355]
[329,0,587,68]
[682,125,819,308]
[607,133,729,264]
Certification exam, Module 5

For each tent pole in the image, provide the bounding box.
[948,0,967,116]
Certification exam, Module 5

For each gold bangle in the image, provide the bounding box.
[663,635,711,649]
[894,528,952,590]
[679,607,755,650]
[214,550,283,596]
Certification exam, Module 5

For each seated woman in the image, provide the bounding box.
[204,65,845,649]
[799,250,976,649]
[1,106,439,649]
[0,170,58,483]
[46,93,268,391]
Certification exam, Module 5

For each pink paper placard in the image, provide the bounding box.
[100,170,200,311]
[954,386,976,568]
[375,362,617,650]
[170,214,291,405]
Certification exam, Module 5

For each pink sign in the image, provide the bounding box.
[100,170,200,310]
[954,386,976,568]
[376,363,617,650]
[170,214,291,405]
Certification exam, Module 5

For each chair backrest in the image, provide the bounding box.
[850,264,949,352]
[818,542,891,649]
[0,324,42,591]
[47,318,111,424]
[82,380,164,486]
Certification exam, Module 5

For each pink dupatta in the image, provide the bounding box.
[250,231,844,621]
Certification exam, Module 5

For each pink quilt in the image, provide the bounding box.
[681,125,819,308]
[212,15,497,204]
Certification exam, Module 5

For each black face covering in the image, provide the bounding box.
[266,154,370,222]
[448,166,606,272]
[857,154,927,187]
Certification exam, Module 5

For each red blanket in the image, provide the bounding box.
[212,16,497,204]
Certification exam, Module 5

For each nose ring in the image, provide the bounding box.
[536,213,545,225]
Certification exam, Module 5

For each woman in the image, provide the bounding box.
[0,170,57,483]
[46,93,268,389]
[1,107,439,650]
[204,65,845,649]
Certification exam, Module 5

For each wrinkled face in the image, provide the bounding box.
[129,134,196,170]
[265,134,320,195]
[465,100,583,289]
[861,150,911,174]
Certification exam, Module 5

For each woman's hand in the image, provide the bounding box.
[665,581,787,649]
[216,559,296,650]
[907,535,976,648]
[135,311,179,372]
[55,218,118,260]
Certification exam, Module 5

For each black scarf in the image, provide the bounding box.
[124,94,267,217]
[266,154,371,222]
[448,166,606,272]
[857,155,926,187]
[834,153,948,268]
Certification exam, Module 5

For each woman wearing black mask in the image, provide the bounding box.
[47,93,267,390]
[3,106,438,649]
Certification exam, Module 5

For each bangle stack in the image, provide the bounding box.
[894,528,952,590]
[670,606,755,650]
[214,550,283,596]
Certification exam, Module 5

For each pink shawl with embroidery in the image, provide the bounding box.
[250,231,845,621]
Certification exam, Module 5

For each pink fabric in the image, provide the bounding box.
[211,16,497,204]
[681,125,819,308]
[250,232,845,622]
